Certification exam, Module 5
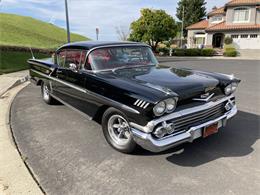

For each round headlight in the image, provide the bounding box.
[224,84,232,95]
[165,98,177,113]
[225,83,238,95]
[231,82,238,93]
[153,101,166,116]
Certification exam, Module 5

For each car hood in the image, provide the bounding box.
[111,66,219,100]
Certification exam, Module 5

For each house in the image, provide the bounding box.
[186,0,260,49]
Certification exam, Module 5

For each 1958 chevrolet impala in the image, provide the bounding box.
[29,41,240,153]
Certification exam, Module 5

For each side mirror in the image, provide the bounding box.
[69,63,78,72]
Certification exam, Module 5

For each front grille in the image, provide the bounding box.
[169,101,228,133]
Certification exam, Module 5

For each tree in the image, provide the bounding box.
[128,8,177,51]
[176,0,207,37]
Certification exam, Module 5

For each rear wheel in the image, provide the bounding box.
[41,82,56,105]
[102,108,136,153]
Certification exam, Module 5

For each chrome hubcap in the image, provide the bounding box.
[107,115,131,146]
[43,84,49,100]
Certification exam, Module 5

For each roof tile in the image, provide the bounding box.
[226,0,260,6]
[208,7,225,16]
[186,20,208,30]
[206,21,260,31]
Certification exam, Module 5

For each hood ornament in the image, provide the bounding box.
[193,93,215,102]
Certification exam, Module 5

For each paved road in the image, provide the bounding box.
[11,59,260,195]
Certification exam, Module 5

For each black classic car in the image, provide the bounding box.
[29,41,240,153]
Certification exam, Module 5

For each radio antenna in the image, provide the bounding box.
[29,47,35,59]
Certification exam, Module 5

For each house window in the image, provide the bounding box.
[233,7,250,22]
[250,34,258,38]
[231,34,239,39]
[241,34,248,38]
[212,15,223,23]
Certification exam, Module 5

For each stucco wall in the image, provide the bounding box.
[206,33,213,46]
[257,9,260,24]
[187,29,206,48]
[226,6,257,24]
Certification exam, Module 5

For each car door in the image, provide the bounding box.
[51,49,68,98]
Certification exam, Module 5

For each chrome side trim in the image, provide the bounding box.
[29,60,55,71]
[134,99,140,105]
[143,102,150,109]
[31,69,140,114]
[131,105,237,153]
[130,94,235,133]
[31,69,86,93]
[133,98,150,109]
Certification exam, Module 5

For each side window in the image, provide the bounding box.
[64,50,82,69]
[56,50,66,67]
[56,49,88,70]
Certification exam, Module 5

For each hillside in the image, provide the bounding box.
[0,13,89,49]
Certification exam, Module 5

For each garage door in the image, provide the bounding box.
[233,34,260,49]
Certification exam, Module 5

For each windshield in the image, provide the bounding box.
[87,46,158,71]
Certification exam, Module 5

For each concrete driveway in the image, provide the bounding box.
[10,59,260,195]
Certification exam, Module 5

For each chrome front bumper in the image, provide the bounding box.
[130,96,237,153]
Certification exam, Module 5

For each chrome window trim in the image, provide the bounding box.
[30,69,140,114]
[82,44,158,73]
[130,94,235,133]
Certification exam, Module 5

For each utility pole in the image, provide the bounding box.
[64,0,70,43]
[180,6,184,48]
[96,27,99,41]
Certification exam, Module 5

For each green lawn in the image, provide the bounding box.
[0,13,90,74]
[0,13,89,49]
[0,51,49,74]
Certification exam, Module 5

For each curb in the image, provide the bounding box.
[0,75,29,98]
[157,56,260,61]
[0,82,43,195]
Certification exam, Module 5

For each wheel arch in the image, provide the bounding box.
[92,105,110,124]
[36,79,43,86]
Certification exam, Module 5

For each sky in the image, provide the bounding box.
[0,0,228,40]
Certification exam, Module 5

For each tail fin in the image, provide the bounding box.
[29,47,35,59]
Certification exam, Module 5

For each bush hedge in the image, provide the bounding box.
[172,48,215,56]
[223,45,237,57]
[224,36,233,45]
[156,47,170,56]
[0,45,55,54]
[0,45,52,74]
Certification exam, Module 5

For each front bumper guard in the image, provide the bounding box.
[130,105,237,153]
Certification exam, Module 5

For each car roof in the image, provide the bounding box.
[57,41,150,51]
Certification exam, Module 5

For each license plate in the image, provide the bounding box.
[203,123,218,138]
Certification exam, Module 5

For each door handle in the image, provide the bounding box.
[56,70,62,74]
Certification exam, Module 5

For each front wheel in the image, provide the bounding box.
[102,108,136,153]
[41,82,56,105]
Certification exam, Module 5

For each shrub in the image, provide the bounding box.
[186,49,201,56]
[156,47,170,56]
[174,49,186,56]
[224,50,237,57]
[224,36,233,45]
[172,48,214,56]
[201,48,215,56]
[223,45,237,57]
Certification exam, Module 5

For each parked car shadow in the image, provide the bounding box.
[135,110,259,167]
